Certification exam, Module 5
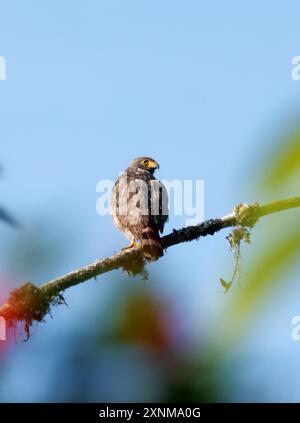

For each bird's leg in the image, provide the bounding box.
[122,237,140,251]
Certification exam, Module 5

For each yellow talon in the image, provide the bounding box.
[122,241,140,251]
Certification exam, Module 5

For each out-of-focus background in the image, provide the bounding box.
[0,0,300,402]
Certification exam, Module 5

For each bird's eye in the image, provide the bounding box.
[143,160,149,166]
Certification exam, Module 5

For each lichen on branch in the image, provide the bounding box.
[0,196,299,338]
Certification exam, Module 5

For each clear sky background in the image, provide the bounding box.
[0,1,300,402]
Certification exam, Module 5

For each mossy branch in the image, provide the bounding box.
[0,196,300,337]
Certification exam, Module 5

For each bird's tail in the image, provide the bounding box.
[141,227,164,261]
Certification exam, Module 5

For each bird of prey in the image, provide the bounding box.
[111,157,168,261]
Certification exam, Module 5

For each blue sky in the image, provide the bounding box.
[0,1,300,402]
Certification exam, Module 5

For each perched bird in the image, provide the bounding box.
[111,157,168,261]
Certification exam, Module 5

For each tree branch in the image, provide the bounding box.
[1,196,300,335]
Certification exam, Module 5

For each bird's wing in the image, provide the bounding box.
[150,179,169,233]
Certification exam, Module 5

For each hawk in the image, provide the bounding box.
[111,157,168,261]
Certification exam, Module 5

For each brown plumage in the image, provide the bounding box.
[111,157,168,261]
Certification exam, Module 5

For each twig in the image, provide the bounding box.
[0,197,299,332]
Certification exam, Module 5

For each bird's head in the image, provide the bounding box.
[129,157,160,174]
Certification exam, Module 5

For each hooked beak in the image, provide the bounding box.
[148,160,159,170]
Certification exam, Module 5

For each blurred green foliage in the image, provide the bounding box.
[263,128,300,188]
[220,122,300,347]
